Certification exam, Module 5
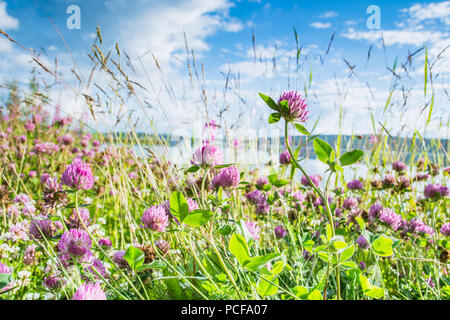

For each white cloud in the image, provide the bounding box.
[220,60,279,80]
[116,0,241,67]
[344,20,359,26]
[342,2,450,48]
[402,1,450,25]
[310,77,385,135]
[223,18,244,32]
[245,43,284,59]
[1,0,448,139]
[319,11,338,19]
[0,1,18,30]
[219,42,314,81]
[48,0,247,132]
[0,38,12,52]
[310,22,331,29]
[341,28,447,46]
[341,2,450,79]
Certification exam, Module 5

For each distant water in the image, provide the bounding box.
[130,144,369,185]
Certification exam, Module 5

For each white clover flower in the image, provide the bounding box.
[18,270,32,279]
[10,246,20,254]
[17,271,31,287]
[25,292,40,300]
[97,217,106,225]
[84,197,93,204]
[6,279,20,293]
[88,224,105,237]
[0,233,9,241]
[43,293,56,300]
[120,281,129,289]
[0,243,11,259]
[152,270,163,278]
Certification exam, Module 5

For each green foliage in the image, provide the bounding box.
[0,273,12,290]
[268,170,290,187]
[217,224,233,235]
[313,138,364,173]
[313,138,334,164]
[372,236,394,257]
[186,165,200,173]
[244,253,281,271]
[307,289,323,300]
[229,233,250,265]
[359,275,384,299]
[340,245,355,262]
[339,149,364,166]
[182,209,213,227]
[169,192,213,226]
[278,100,289,114]
[138,260,167,271]
[294,123,310,135]
[169,191,189,221]
[0,78,447,301]
[123,246,145,271]
[258,93,279,112]
[269,113,281,124]
[257,275,279,296]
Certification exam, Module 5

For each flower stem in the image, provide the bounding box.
[74,191,146,300]
[284,121,341,300]
[201,169,208,207]
[208,216,243,299]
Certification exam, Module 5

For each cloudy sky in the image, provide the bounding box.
[0,0,449,139]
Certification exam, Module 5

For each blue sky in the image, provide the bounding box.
[0,0,449,138]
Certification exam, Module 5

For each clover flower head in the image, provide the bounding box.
[191,143,222,168]
[279,150,291,165]
[392,161,407,172]
[382,174,395,187]
[441,223,450,236]
[141,205,169,232]
[112,250,130,269]
[211,166,240,188]
[409,218,434,236]
[301,174,321,187]
[246,190,266,205]
[72,282,106,300]
[342,197,358,210]
[277,91,309,123]
[397,175,411,190]
[0,263,10,274]
[98,237,112,249]
[274,225,287,239]
[245,220,260,240]
[378,208,402,230]
[424,184,449,199]
[66,207,91,229]
[43,275,63,290]
[61,158,94,190]
[256,176,268,188]
[347,179,364,190]
[57,228,92,259]
[369,202,383,219]
[356,235,369,249]
[29,215,57,240]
